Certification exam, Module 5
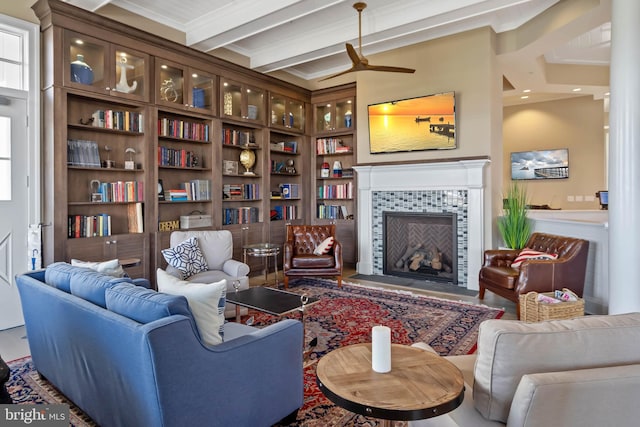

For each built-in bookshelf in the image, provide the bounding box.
[222,124,263,226]
[311,84,357,264]
[157,111,213,227]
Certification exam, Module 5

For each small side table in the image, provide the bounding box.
[243,243,281,287]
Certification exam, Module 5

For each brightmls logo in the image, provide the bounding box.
[1,405,68,426]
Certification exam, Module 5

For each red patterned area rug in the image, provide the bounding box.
[5,278,503,427]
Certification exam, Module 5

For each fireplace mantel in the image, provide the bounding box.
[354,159,490,290]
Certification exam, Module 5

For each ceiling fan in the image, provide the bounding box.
[320,2,416,81]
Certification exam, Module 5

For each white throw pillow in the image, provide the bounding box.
[71,258,125,277]
[313,236,334,255]
[156,268,226,346]
[161,236,208,279]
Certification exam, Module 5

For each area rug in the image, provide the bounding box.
[5,278,503,427]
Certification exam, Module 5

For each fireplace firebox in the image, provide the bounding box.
[383,211,458,284]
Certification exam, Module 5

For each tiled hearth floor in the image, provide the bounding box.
[0,267,516,362]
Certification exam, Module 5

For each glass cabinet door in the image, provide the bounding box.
[246,85,265,123]
[112,47,148,101]
[188,69,215,115]
[65,31,149,102]
[156,61,185,108]
[315,98,353,132]
[288,99,305,132]
[271,94,305,132]
[335,98,354,131]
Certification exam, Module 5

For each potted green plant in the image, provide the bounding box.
[498,183,531,249]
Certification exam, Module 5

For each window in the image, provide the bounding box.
[0,115,9,200]
[0,28,25,90]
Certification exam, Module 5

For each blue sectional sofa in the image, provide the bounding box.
[16,263,303,427]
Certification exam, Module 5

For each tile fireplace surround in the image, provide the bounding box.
[354,160,490,290]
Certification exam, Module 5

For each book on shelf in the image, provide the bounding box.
[68,213,111,238]
[317,204,350,220]
[270,140,298,153]
[158,147,199,168]
[91,109,143,132]
[222,128,255,146]
[67,139,101,168]
[223,207,259,225]
[158,118,209,141]
[280,183,299,199]
[97,181,144,203]
[316,138,351,155]
[127,202,144,233]
[223,183,259,200]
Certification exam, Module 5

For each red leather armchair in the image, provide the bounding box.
[283,224,343,289]
[479,232,589,318]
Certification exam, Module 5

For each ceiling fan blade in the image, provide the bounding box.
[365,64,416,74]
[346,43,361,66]
[318,67,357,82]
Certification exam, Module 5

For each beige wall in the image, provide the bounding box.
[1,1,38,23]
[503,96,606,210]
[355,27,499,164]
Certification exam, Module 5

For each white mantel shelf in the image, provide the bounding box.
[354,159,490,290]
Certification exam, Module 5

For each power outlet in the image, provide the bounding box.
[575,195,584,202]
[567,195,575,202]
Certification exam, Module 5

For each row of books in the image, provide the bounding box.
[317,204,350,220]
[271,205,297,221]
[92,109,143,132]
[158,147,200,168]
[68,139,101,168]
[68,213,111,238]
[223,207,259,225]
[223,183,260,200]
[96,181,144,203]
[165,179,211,201]
[316,138,352,155]
[270,140,298,153]
[223,128,254,146]
[158,118,209,141]
[317,182,353,199]
[279,183,299,199]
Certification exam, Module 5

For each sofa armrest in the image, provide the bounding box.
[507,364,640,427]
[145,317,303,426]
[222,259,250,278]
[483,249,519,267]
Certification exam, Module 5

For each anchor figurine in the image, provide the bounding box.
[115,56,137,94]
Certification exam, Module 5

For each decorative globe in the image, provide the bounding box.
[240,149,256,175]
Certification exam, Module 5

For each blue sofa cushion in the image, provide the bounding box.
[105,284,195,326]
[44,262,93,293]
[70,270,133,308]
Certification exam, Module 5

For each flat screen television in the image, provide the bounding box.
[367,91,456,154]
[510,149,569,180]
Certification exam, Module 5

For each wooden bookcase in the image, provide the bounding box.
[311,84,357,265]
[34,0,356,279]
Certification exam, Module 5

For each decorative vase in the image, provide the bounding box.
[70,54,94,85]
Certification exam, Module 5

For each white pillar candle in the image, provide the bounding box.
[371,325,391,373]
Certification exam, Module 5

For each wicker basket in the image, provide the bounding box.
[519,289,585,322]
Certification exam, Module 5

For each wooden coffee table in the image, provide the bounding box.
[316,343,464,426]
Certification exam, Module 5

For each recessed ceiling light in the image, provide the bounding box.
[75,39,84,45]
[604,125,610,130]
[605,92,610,96]
[522,89,531,93]
[521,95,529,99]
[160,65,167,69]
[572,88,582,92]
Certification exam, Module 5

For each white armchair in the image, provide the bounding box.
[166,230,250,317]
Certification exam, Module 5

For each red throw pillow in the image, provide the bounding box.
[313,237,334,255]
[511,248,558,269]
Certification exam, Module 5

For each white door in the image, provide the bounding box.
[0,93,28,330]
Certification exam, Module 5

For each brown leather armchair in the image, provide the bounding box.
[479,232,589,318]
[283,224,343,289]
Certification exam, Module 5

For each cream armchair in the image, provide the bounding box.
[165,230,249,317]
[410,313,640,427]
